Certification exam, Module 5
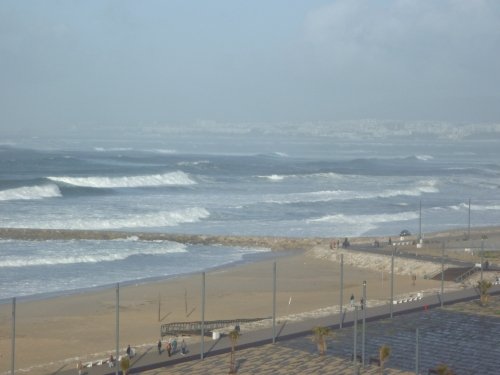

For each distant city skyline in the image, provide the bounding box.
[1,0,500,138]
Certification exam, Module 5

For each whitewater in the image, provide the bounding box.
[1,132,500,300]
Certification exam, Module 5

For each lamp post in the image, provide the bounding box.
[390,247,395,318]
[115,283,119,375]
[441,243,444,308]
[353,305,359,373]
[362,280,366,367]
[340,254,344,328]
[11,297,15,375]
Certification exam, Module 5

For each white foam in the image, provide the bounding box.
[265,182,439,204]
[258,172,343,181]
[8,207,210,230]
[309,211,419,225]
[415,154,434,161]
[0,241,188,268]
[47,171,196,188]
[0,184,61,201]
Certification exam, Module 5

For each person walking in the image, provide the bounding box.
[166,341,172,357]
[181,339,187,355]
[157,339,162,354]
[126,344,131,357]
[350,293,355,308]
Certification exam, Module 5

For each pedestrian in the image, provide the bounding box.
[166,341,172,357]
[77,360,83,375]
[171,337,178,354]
[126,344,131,357]
[181,339,187,355]
[157,339,162,354]
[360,297,364,310]
[350,293,355,308]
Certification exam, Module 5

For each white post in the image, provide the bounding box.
[115,283,119,375]
[11,297,16,375]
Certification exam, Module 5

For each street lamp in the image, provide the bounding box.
[362,280,366,367]
[353,305,359,374]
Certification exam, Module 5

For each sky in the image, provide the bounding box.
[1,0,500,138]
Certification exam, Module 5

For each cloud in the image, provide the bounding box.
[302,0,500,70]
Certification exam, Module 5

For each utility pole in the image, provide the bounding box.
[273,261,276,344]
[11,297,16,375]
[390,247,395,318]
[468,198,471,241]
[201,272,205,359]
[340,254,344,328]
[362,281,366,367]
[115,283,119,375]
[441,243,445,308]
[419,199,422,242]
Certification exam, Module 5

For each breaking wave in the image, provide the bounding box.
[6,207,210,230]
[265,182,439,204]
[0,241,187,268]
[0,184,61,201]
[48,171,196,188]
[308,211,419,225]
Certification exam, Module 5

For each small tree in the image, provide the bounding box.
[477,280,492,305]
[379,344,391,374]
[120,356,130,375]
[312,326,331,355]
[228,329,241,374]
[435,363,456,375]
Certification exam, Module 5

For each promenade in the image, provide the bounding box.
[59,285,500,375]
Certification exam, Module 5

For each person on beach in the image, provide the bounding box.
[157,339,162,354]
[360,297,364,310]
[126,344,131,357]
[350,293,355,308]
[181,339,187,355]
[77,360,83,375]
[108,354,115,368]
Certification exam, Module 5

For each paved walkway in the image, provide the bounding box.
[55,285,500,375]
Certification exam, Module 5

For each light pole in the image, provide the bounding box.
[353,305,359,373]
[362,280,366,367]
[480,240,484,282]
[441,243,444,308]
[340,254,344,328]
[273,261,276,344]
[390,247,395,318]
[11,297,15,375]
[201,272,205,359]
[115,283,119,375]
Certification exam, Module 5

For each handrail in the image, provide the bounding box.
[161,317,269,337]
[455,266,478,283]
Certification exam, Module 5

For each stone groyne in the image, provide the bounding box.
[0,227,331,251]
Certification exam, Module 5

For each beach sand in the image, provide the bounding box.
[0,227,499,374]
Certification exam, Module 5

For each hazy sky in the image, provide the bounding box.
[1,0,500,136]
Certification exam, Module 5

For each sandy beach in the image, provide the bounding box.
[1,227,499,375]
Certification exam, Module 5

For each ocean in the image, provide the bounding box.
[1,129,500,300]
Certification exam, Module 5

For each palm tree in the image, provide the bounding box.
[477,280,492,305]
[434,363,456,374]
[312,326,331,355]
[120,356,130,375]
[228,329,241,374]
[379,344,391,374]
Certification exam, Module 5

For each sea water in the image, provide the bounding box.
[1,131,500,300]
